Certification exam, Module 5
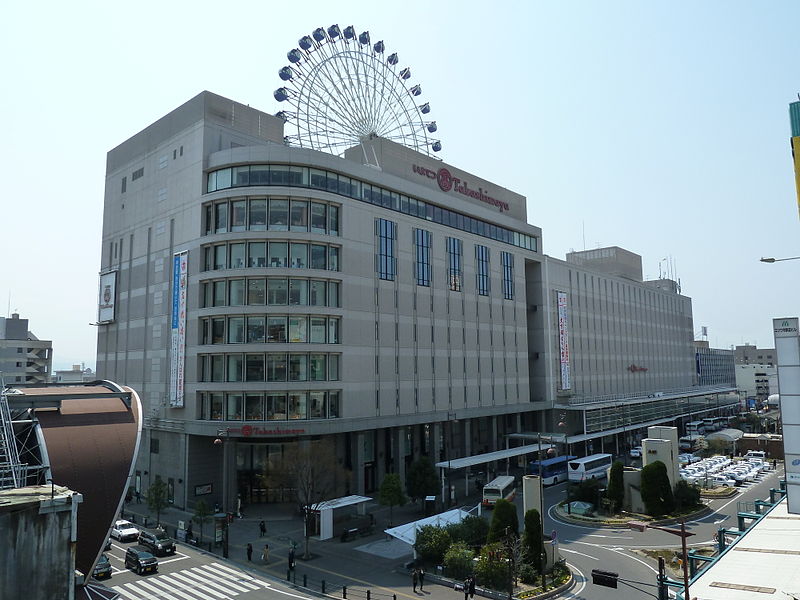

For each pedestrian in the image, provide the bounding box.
[463,577,469,600]
[288,547,295,570]
[259,520,266,537]
[135,490,141,504]
[412,568,418,593]
[246,543,253,561]
[186,522,193,542]
[468,575,476,600]
[773,458,778,470]
[262,543,270,563]
[418,567,425,591]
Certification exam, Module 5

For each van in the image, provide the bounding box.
[745,450,766,459]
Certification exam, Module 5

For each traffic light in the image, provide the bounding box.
[591,569,619,589]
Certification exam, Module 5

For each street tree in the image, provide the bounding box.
[192,499,213,544]
[487,498,519,543]
[146,478,169,527]
[640,460,675,517]
[378,473,407,526]
[406,456,439,505]
[271,439,350,559]
[522,509,543,569]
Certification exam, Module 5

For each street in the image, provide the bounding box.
[541,463,785,599]
[97,538,314,600]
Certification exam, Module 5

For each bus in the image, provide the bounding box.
[685,421,705,436]
[567,454,613,482]
[482,475,517,507]
[679,435,705,451]
[528,455,577,485]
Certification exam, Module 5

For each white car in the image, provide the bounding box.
[711,475,736,488]
[111,519,140,542]
[629,446,642,458]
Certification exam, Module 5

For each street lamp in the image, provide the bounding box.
[628,520,694,600]
[760,256,800,263]
[214,428,230,558]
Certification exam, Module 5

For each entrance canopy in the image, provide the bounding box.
[434,443,554,471]
[384,508,471,546]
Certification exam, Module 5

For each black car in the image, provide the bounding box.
[138,529,176,556]
[124,546,158,575]
[92,553,112,579]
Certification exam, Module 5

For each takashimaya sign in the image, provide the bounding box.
[412,164,510,212]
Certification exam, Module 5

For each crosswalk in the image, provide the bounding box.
[112,562,271,599]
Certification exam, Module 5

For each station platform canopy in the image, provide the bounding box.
[434,443,554,471]
[705,428,744,443]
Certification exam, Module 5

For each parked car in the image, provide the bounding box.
[92,553,112,579]
[629,446,642,458]
[124,546,159,575]
[138,529,176,556]
[111,520,140,542]
[711,475,736,488]
[745,450,766,459]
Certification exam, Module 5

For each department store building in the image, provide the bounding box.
[96,91,735,510]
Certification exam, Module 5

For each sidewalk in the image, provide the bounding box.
[124,494,483,600]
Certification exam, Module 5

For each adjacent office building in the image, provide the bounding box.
[96,92,734,510]
[0,313,52,385]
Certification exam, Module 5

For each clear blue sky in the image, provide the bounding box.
[1,0,799,370]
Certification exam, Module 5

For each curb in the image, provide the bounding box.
[551,505,712,528]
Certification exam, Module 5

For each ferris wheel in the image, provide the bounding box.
[274,25,441,157]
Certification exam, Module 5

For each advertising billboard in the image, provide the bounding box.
[557,291,571,390]
[97,271,117,323]
[169,252,188,408]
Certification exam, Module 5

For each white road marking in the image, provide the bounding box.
[586,534,634,539]
[209,562,272,587]
[560,548,599,560]
[193,565,256,592]
[560,562,587,599]
[121,581,159,600]
[112,585,147,600]
[169,571,229,599]
[136,578,204,600]
[203,563,262,589]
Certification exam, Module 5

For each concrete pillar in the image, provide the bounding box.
[396,427,407,487]
[376,429,387,485]
[432,422,442,462]
[490,416,499,452]
[356,432,366,495]
[464,420,472,457]
[515,413,522,434]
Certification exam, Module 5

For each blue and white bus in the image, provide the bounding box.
[567,454,613,482]
[528,455,578,485]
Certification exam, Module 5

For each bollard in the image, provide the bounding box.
[367,590,370,600]
[393,595,397,600]
[303,574,307,587]
[342,586,347,598]
[322,580,326,594]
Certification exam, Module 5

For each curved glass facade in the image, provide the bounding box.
[206,164,537,251]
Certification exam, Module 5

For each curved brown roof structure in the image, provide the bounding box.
[16,381,142,585]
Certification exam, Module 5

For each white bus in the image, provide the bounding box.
[567,454,613,482]
[686,421,705,435]
[481,475,516,507]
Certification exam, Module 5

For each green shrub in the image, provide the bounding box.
[414,525,451,565]
[673,479,701,511]
[487,498,519,543]
[522,509,542,568]
[474,542,509,591]
[606,461,625,513]
[569,478,602,504]
[640,460,675,517]
[518,563,539,585]
[446,515,489,549]
[443,542,474,580]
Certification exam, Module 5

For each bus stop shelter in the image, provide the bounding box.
[314,495,372,540]
[435,443,555,501]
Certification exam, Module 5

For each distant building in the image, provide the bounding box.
[52,364,95,384]
[694,343,735,388]
[735,363,777,406]
[734,343,776,366]
[0,313,52,385]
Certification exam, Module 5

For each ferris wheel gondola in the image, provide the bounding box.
[273,24,441,157]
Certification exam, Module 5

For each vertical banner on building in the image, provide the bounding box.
[97,271,117,323]
[169,252,188,408]
[774,317,800,514]
[557,291,571,390]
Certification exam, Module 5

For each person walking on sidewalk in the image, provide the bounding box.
[468,575,476,599]
[259,520,266,537]
[246,543,253,561]
[412,568,418,593]
[288,547,295,570]
[418,567,425,591]
[262,543,269,563]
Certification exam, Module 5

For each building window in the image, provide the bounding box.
[132,167,144,181]
[475,244,490,296]
[446,237,463,291]
[501,251,514,300]
[121,176,127,193]
[414,228,432,286]
[376,218,397,281]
